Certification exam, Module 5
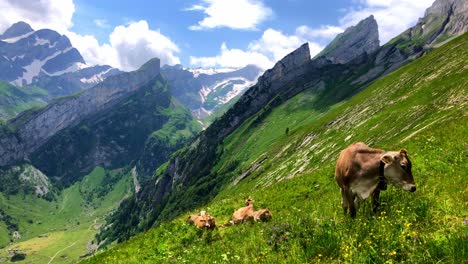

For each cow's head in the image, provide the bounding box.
[256,209,272,222]
[381,149,416,192]
[245,198,254,206]
[202,215,216,229]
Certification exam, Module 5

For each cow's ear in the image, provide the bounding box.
[400,149,407,156]
[381,154,395,164]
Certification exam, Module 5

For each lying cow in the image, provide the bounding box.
[231,198,255,224]
[187,211,216,229]
[253,208,272,222]
[335,142,416,218]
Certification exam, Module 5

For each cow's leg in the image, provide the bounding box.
[342,188,356,218]
[340,188,349,215]
[372,188,381,213]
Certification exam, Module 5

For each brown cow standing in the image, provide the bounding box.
[335,142,416,218]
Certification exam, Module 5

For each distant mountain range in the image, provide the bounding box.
[0,21,262,120]
[161,64,262,120]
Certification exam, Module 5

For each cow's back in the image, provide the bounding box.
[335,142,376,188]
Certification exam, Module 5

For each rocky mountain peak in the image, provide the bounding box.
[423,0,467,42]
[258,42,310,87]
[315,15,379,64]
[0,21,33,39]
[138,57,161,76]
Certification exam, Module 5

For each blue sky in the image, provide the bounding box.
[0,0,434,71]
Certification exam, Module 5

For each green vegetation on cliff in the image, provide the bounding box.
[0,81,47,119]
[85,33,467,264]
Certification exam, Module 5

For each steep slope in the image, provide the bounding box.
[85,30,467,264]
[98,0,467,245]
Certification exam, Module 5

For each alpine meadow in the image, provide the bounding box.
[0,0,466,263]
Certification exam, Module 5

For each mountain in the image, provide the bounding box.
[97,0,467,245]
[0,57,200,187]
[0,21,85,86]
[315,15,379,64]
[161,64,262,121]
[0,22,121,106]
[84,28,467,264]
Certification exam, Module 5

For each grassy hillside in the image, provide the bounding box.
[84,33,467,263]
[0,166,133,263]
[0,81,47,120]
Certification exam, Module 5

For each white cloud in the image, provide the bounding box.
[108,20,180,71]
[0,0,75,33]
[340,0,435,43]
[190,28,324,70]
[0,0,181,71]
[190,42,272,69]
[296,25,344,39]
[69,21,181,71]
[68,21,181,71]
[93,19,110,28]
[187,0,273,30]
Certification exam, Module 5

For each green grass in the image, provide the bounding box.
[0,166,133,263]
[84,34,467,263]
[0,81,47,119]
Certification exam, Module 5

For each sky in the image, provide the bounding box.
[0,0,435,71]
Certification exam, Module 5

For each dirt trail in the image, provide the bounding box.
[47,242,77,264]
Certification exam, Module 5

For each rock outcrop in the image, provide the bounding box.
[0,58,160,166]
[315,15,379,64]
[375,0,468,74]
[424,0,468,44]
[0,21,33,39]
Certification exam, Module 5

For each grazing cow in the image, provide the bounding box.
[187,211,216,229]
[231,199,255,224]
[253,208,272,222]
[335,142,416,218]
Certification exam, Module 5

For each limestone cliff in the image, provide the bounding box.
[0,58,160,166]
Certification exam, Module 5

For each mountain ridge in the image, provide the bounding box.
[0,58,161,166]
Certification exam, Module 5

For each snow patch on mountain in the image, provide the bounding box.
[13,47,74,85]
[187,67,238,78]
[80,67,114,84]
[1,31,34,43]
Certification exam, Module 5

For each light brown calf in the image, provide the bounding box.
[335,142,416,218]
[231,199,255,224]
[253,208,272,222]
[187,211,216,229]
